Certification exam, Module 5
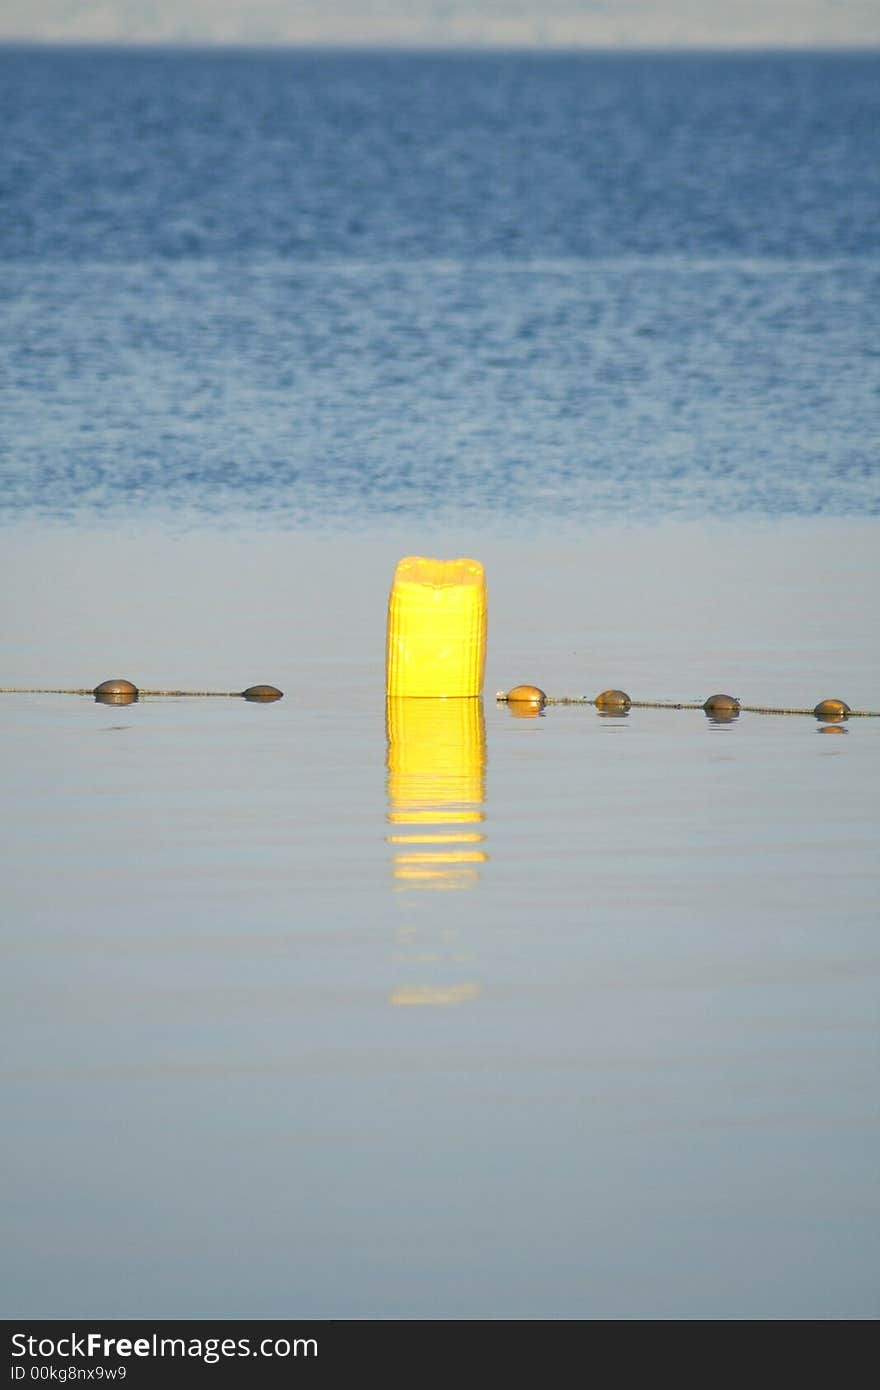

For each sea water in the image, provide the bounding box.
[1,47,878,1319]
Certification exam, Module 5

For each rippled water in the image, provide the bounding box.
[2,47,879,526]
[3,255,879,524]
[2,47,879,1319]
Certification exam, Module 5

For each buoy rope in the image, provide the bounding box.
[525,696,880,717]
[0,689,876,716]
[737,704,878,717]
[0,688,246,697]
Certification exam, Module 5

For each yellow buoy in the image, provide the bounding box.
[386,556,487,698]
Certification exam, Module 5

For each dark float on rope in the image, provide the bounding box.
[94,678,138,705]
[813,698,850,720]
[595,689,632,710]
[505,685,547,710]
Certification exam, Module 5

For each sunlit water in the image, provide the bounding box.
[1,47,879,1319]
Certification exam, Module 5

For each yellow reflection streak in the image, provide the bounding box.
[392,868,480,887]
[385,695,487,1001]
[387,832,485,844]
[393,850,487,864]
[389,982,482,1007]
[386,695,487,890]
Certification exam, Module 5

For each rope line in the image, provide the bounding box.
[0,688,244,697]
[535,697,880,717]
[0,689,876,716]
[739,704,878,717]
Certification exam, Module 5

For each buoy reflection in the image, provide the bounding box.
[703,708,740,725]
[389,982,481,1007]
[505,700,545,720]
[386,697,487,891]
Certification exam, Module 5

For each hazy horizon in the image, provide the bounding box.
[2,1,879,51]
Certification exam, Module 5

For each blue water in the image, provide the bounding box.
[1,47,879,524]
[2,48,880,1322]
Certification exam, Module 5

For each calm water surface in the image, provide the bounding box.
[2,524,878,1319]
[1,48,879,1318]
